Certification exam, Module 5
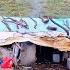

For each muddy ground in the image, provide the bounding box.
[0,47,67,70]
[14,63,67,70]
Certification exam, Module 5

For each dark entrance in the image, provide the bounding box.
[36,45,63,63]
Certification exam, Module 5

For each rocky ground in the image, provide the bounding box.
[14,63,67,70]
[33,63,67,70]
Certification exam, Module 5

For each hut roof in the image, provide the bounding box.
[0,32,70,51]
[0,17,70,51]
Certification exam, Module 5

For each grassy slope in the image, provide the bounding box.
[0,0,70,17]
[0,0,32,16]
[44,0,70,18]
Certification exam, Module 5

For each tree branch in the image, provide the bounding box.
[2,18,12,31]
[64,20,70,30]
[49,18,69,36]
[29,17,37,29]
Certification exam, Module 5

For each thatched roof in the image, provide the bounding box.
[0,32,70,51]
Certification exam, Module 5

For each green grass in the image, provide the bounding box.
[0,0,31,16]
[0,0,70,17]
[44,0,70,18]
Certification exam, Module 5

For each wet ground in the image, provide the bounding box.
[33,63,67,70]
[15,63,67,70]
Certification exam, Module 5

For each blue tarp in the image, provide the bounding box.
[0,17,70,36]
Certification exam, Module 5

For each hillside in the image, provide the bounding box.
[0,0,70,17]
